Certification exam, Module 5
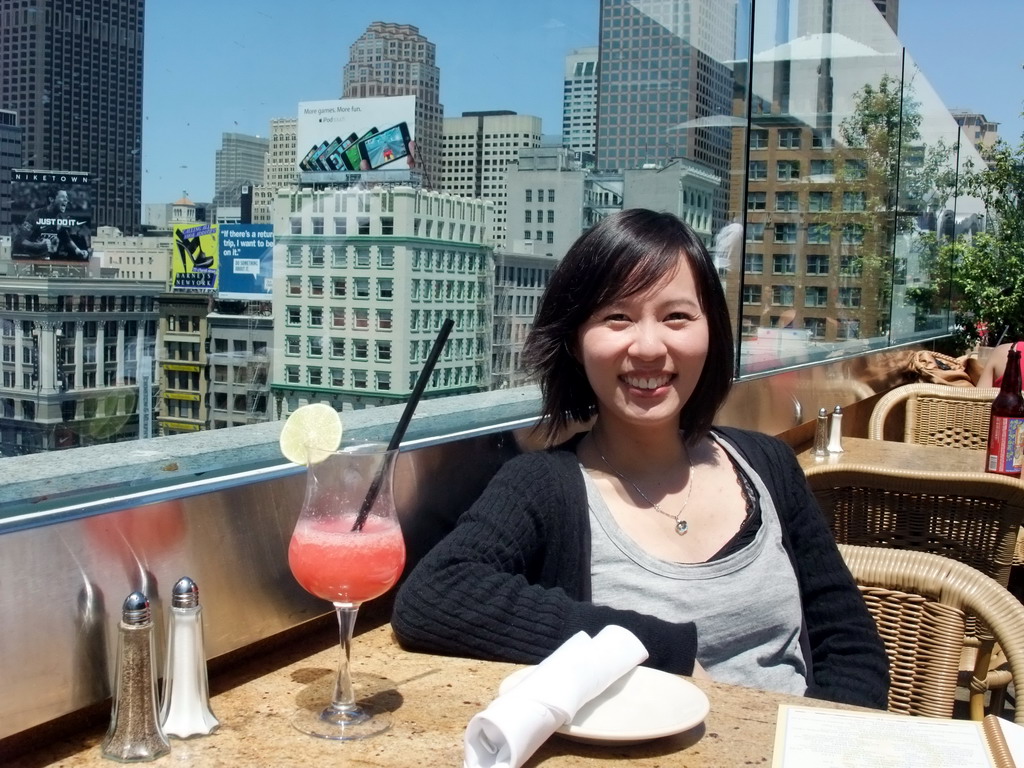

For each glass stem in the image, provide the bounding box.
[331,603,359,712]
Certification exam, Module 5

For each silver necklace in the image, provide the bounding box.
[597,449,695,535]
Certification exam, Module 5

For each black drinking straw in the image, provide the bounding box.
[351,317,454,531]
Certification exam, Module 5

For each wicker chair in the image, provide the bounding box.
[809,464,1024,719]
[868,382,998,449]
[839,544,1024,725]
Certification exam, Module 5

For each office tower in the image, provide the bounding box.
[213,132,269,214]
[0,109,20,231]
[253,118,298,224]
[951,110,1000,154]
[0,0,144,234]
[563,47,599,159]
[872,0,898,33]
[441,111,542,248]
[596,0,734,228]
[342,22,443,189]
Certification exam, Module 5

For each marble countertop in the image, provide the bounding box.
[7,620,857,767]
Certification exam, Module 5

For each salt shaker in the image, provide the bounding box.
[828,405,845,453]
[101,592,170,762]
[159,576,219,738]
[813,407,829,457]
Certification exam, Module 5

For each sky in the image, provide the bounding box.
[140,0,1024,206]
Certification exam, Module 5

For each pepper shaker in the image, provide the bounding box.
[101,592,170,762]
[813,407,829,457]
[160,576,219,738]
[828,405,845,453]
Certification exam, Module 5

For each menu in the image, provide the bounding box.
[772,705,1018,768]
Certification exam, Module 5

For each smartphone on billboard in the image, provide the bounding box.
[325,131,359,171]
[307,140,333,171]
[357,122,412,170]
[299,144,321,171]
[313,136,347,171]
[339,127,378,171]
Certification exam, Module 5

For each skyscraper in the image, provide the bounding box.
[0,0,144,234]
[342,22,443,189]
[562,47,599,159]
[441,111,541,248]
[0,109,21,231]
[213,132,269,213]
[252,117,298,224]
[596,0,733,227]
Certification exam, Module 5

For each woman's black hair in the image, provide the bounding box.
[522,208,734,445]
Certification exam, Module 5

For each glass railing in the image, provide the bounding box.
[0,0,984,508]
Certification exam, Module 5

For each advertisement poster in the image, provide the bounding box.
[10,169,93,262]
[171,222,219,293]
[296,96,417,175]
[218,224,274,300]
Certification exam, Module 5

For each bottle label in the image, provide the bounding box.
[987,415,1024,475]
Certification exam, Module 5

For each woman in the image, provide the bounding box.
[978,342,1023,388]
[392,209,889,708]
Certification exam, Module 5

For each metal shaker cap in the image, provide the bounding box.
[171,576,199,609]
[122,591,151,625]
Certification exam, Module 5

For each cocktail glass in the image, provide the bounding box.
[288,440,406,740]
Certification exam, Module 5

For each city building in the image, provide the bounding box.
[872,0,899,33]
[155,292,210,436]
[0,0,144,234]
[491,250,557,390]
[0,109,20,232]
[504,147,719,261]
[253,117,299,224]
[92,226,173,281]
[951,110,1001,154]
[213,132,269,215]
[342,22,443,189]
[562,47,599,160]
[441,111,542,248]
[0,275,160,455]
[207,301,273,429]
[270,185,492,415]
[596,0,735,229]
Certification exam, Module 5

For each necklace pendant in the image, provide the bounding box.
[675,519,689,535]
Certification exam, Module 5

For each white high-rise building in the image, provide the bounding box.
[271,185,493,414]
[441,111,542,249]
[562,47,599,159]
[253,118,298,224]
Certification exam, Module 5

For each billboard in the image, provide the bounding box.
[10,169,93,262]
[296,96,417,175]
[171,222,219,293]
[218,224,274,300]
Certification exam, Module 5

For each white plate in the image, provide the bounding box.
[498,665,710,745]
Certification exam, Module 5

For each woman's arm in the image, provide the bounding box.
[978,343,1013,387]
[391,452,699,673]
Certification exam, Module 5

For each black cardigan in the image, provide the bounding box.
[392,426,889,709]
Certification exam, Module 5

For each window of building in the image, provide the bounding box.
[354,308,369,329]
[774,223,797,243]
[354,278,370,298]
[377,309,393,330]
[308,367,322,386]
[747,222,765,242]
[309,307,323,327]
[844,159,867,180]
[838,287,862,307]
[806,255,829,275]
[843,191,866,211]
[286,307,301,325]
[376,341,392,362]
[285,366,300,384]
[285,336,300,355]
[332,308,345,328]
[352,370,368,389]
[744,253,763,274]
[381,217,394,235]
[334,217,347,235]
[358,217,370,235]
[805,286,828,307]
[353,339,368,360]
[331,338,345,358]
[810,159,835,176]
[807,224,831,244]
[747,191,766,211]
[808,191,832,212]
[309,277,324,297]
[749,160,767,180]
[308,337,322,357]
[312,217,324,235]
[778,128,801,149]
[776,160,800,181]
[772,285,795,306]
[772,254,796,275]
[742,285,762,305]
[749,129,768,149]
[840,255,863,276]
[842,224,865,244]
[775,191,798,211]
[378,278,394,299]
[290,218,301,235]
[379,247,395,268]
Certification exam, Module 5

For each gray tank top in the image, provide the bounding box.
[584,433,808,696]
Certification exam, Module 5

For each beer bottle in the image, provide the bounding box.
[986,342,1024,477]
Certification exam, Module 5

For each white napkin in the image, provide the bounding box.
[464,625,649,768]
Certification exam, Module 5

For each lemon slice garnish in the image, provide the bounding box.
[279,403,343,465]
